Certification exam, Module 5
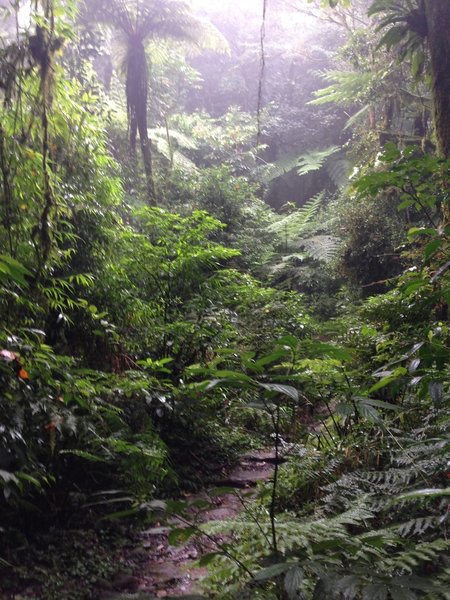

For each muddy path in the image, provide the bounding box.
[107,450,275,599]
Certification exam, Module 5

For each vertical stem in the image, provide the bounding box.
[40,95,53,268]
[138,126,156,205]
[0,126,14,256]
[269,404,280,554]
[34,0,56,280]
[164,116,174,171]
[256,0,267,149]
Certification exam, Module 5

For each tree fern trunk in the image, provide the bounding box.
[138,123,156,205]
[126,38,156,205]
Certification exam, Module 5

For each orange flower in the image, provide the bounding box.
[18,368,29,380]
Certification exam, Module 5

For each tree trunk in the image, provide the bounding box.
[424,0,450,226]
[126,39,156,206]
[138,122,156,205]
[424,0,450,159]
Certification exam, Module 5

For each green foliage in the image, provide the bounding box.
[335,191,407,291]
[0,528,126,600]
[368,0,428,76]
[89,207,241,364]
[0,329,175,590]
[267,193,340,263]
[310,70,376,107]
[1,0,450,597]
[169,108,262,174]
[169,166,274,271]
[258,146,341,185]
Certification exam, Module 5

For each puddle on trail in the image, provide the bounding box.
[107,450,274,599]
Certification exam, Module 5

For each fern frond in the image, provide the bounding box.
[309,71,374,107]
[343,104,371,131]
[257,146,341,184]
[149,126,198,150]
[397,515,440,538]
[296,146,340,176]
[295,235,340,263]
[267,193,324,238]
[147,128,198,172]
[389,539,450,574]
[326,158,351,189]
[258,153,302,184]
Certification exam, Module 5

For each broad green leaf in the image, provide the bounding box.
[355,397,400,412]
[254,562,292,581]
[391,488,450,503]
[254,348,290,369]
[277,335,299,350]
[424,238,442,261]
[357,403,380,422]
[362,583,388,600]
[428,381,443,403]
[309,342,352,361]
[0,470,19,485]
[168,527,197,546]
[336,402,355,417]
[369,368,407,393]
[258,383,299,402]
[0,255,32,287]
[59,449,106,462]
[147,499,167,511]
[408,359,420,374]
[407,227,436,240]
[212,371,255,383]
[285,566,304,599]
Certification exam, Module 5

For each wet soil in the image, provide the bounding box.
[107,450,275,599]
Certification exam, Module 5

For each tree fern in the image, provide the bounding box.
[295,235,341,262]
[266,193,340,270]
[267,193,324,240]
[309,70,374,107]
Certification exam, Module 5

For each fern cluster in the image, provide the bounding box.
[201,401,450,600]
[265,193,341,293]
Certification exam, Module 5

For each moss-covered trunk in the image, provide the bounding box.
[424,0,450,159]
[424,0,450,225]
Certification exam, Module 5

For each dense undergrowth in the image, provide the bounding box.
[1,0,449,598]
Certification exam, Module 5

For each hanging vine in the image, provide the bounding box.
[256,0,268,149]
[30,0,63,278]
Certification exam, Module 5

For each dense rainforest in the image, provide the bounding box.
[0,0,449,598]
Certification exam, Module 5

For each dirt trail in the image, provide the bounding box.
[109,450,274,599]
